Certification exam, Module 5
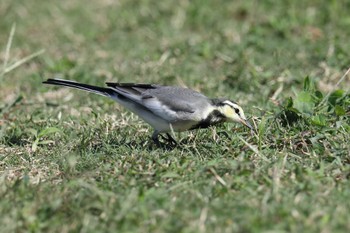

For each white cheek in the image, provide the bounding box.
[233,114,242,122]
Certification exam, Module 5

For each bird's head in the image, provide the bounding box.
[213,99,254,130]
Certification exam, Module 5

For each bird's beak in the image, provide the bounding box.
[240,118,254,130]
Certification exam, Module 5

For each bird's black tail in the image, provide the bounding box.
[43,78,115,97]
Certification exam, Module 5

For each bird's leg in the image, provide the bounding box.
[152,131,162,147]
[152,131,177,148]
[165,133,178,146]
[159,133,177,145]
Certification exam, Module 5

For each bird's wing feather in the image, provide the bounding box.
[140,87,211,121]
[140,97,179,121]
[106,83,159,103]
[144,87,208,113]
[107,83,209,121]
[106,83,159,89]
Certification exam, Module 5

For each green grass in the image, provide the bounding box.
[1,0,350,232]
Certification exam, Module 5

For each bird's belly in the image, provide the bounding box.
[143,118,197,133]
[135,110,171,132]
[171,120,198,132]
[111,96,199,133]
[142,118,196,133]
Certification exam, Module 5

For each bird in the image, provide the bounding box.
[43,78,253,146]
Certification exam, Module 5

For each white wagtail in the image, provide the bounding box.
[43,79,253,146]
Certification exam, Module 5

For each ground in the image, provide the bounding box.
[0,0,350,232]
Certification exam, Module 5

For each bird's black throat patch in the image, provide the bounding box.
[190,110,225,130]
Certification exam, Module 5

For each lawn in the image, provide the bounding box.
[1,0,350,232]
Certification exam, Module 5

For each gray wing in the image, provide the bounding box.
[144,86,209,113]
[106,83,210,121]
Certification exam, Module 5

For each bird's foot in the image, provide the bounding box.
[152,132,178,149]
